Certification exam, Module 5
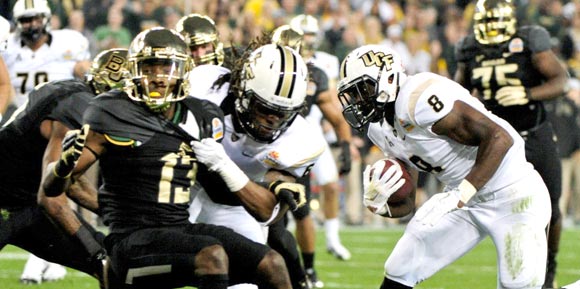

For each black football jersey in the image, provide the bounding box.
[0,79,92,208]
[301,63,329,117]
[84,91,225,234]
[455,25,551,131]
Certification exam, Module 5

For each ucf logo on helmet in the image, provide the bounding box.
[359,51,395,71]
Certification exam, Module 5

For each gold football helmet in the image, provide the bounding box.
[473,0,517,45]
[86,48,128,95]
[176,14,224,66]
[125,27,193,112]
[271,25,303,53]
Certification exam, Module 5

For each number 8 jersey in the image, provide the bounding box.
[367,72,532,198]
[2,29,90,107]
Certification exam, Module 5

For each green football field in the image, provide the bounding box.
[0,226,578,289]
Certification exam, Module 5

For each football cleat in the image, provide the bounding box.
[42,262,67,282]
[305,268,324,289]
[20,254,46,285]
[327,243,352,261]
[562,280,580,289]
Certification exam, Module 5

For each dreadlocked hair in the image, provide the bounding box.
[220,32,273,98]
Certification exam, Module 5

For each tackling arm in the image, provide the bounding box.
[192,139,306,223]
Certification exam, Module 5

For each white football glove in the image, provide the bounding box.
[362,161,406,216]
[414,188,465,226]
[495,85,529,106]
[191,138,249,192]
[191,138,229,172]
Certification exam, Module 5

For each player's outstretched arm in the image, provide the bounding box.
[37,121,106,265]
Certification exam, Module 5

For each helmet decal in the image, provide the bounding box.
[275,45,297,99]
[359,51,396,70]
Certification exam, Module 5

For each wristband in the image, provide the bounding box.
[216,160,250,192]
[53,162,72,179]
[458,179,477,204]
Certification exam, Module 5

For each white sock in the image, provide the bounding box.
[325,218,340,246]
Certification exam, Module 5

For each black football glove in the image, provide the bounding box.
[54,124,90,178]
[269,180,306,211]
[338,141,352,175]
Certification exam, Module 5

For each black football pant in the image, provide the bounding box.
[0,205,103,277]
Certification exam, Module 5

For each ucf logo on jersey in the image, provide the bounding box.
[360,51,395,71]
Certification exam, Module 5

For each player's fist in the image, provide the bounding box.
[495,85,530,106]
[269,180,306,211]
[54,124,90,178]
[191,138,229,172]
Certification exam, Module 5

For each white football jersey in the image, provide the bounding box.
[188,64,230,102]
[310,50,339,81]
[2,29,90,107]
[368,72,533,197]
[188,64,326,233]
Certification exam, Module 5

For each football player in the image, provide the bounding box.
[339,44,551,288]
[187,43,325,289]
[176,13,225,66]
[0,48,128,286]
[41,27,294,289]
[1,0,90,119]
[454,0,568,287]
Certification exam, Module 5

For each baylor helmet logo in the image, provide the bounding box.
[359,51,395,71]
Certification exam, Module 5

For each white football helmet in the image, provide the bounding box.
[125,27,193,112]
[13,0,51,44]
[236,44,308,143]
[289,14,319,59]
[338,45,407,130]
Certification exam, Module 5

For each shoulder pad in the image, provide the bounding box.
[455,35,478,62]
[517,25,551,53]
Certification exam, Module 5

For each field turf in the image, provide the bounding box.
[0,226,578,289]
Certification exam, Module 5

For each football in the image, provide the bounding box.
[369,158,414,204]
